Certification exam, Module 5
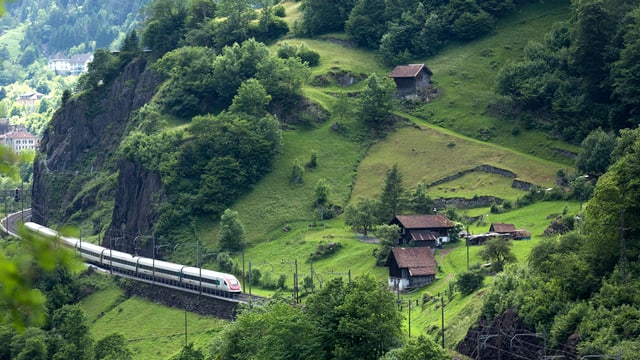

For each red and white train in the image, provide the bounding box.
[24,222,242,295]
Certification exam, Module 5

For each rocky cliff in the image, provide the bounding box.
[32,56,163,252]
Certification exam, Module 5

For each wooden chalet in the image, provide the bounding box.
[385,247,437,291]
[390,214,454,248]
[389,64,433,98]
[489,223,516,236]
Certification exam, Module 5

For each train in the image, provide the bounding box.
[24,222,242,295]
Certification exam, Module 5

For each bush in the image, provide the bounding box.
[455,270,486,295]
[296,45,320,67]
[308,242,343,262]
[274,5,286,17]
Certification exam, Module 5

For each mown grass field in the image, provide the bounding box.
[83,1,581,357]
[81,274,227,360]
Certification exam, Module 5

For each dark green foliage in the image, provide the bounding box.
[186,0,217,29]
[142,0,188,59]
[212,39,270,104]
[76,49,120,91]
[380,335,448,360]
[374,224,400,266]
[290,159,305,184]
[345,197,380,236]
[379,6,445,66]
[229,79,271,118]
[455,270,485,295]
[256,56,310,108]
[300,0,356,36]
[379,163,405,222]
[494,1,640,142]
[60,89,71,105]
[151,46,217,117]
[314,178,330,207]
[478,238,516,272]
[218,209,247,252]
[357,73,396,129]
[446,0,495,40]
[309,242,343,262]
[276,43,321,67]
[345,0,387,48]
[16,0,148,58]
[407,182,435,214]
[252,6,290,42]
[306,150,318,169]
[575,128,616,175]
[610,7,640,127]
[295,44,320,67]
[216,252,236,273]
[10,328,48,360]
[213,300,322,360]
[479,129,640,355]
[305,276,403,359]
[49,305,93,360]
[171,343,204,360]
[94,333,133,360]
[273,4,286,17]
[119,30,141,64]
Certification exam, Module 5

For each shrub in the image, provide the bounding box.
[455,270,485,295]
[296,45,320,67]
[290,159,304,183]
[277,42,298,59]
[273,5,286,17]
[308,242,343,262]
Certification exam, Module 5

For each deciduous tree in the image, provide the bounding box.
[345,197,380,236]
[218,209,247,252]
[357,73,396,129]
[478,238,516,271]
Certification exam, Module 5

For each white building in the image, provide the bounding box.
[0,130,39,152]
[48,52,94,75]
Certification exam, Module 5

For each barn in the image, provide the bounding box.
[385,247,437,291]
[389,63,433,98]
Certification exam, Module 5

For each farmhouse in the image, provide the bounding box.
[390,214,454,248]
[389,63,433,98]
[489,223,516,237]
[385,247,437,291]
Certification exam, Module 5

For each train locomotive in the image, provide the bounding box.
[24,222,242,295]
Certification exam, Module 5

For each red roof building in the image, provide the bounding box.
[390,214,454,248]
[385,247,437,291]
[389,64,433,98]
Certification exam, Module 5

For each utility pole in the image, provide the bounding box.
[248,261,252,297]
[466,224,470,271]
[440,293,445,349]
[294,259,299,303]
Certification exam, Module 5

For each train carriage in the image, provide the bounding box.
[24,222,242,294]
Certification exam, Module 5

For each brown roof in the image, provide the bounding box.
[394,215,454,229]
[388,247,437,275]
[409,230,438,241]
[389,64,433,78]
[490,223,516,233]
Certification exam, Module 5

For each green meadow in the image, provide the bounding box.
[82,1,582,357]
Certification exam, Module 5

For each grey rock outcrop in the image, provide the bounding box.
[32,57,162,244]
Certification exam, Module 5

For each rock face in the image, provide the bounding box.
[32,56,162,247]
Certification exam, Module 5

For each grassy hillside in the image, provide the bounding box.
[81,274,227,360]
[85,1,582,357]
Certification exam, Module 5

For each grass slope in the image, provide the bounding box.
[85,1,581,358]
[81,275,226,360]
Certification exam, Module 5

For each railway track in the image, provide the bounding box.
[1,209,267,306]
